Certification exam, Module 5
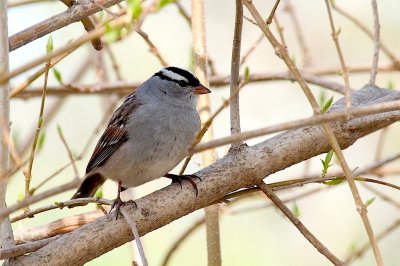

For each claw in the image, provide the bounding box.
[165,174,202,196]
[109,181,137,220]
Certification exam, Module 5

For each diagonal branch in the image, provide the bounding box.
[8,0,117,51]
[7,86,400,265]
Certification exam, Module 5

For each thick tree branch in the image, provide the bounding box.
[7,86,400,265]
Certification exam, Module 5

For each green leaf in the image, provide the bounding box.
[365,197,376,208]
[324,179,343,186]
[37,131,46,152]
[325,149,334,163]
[46,35,54,54]
[156,0,174,10]
[292,202,301,218]
[53,68,63,84]
[56,124,62,136]
[17,190,24,202]
[94,187,103,198]
[387,79,394,90]
[319,90,327,107]
[128,0,142,20]
[321,96,333,113]
[321,150,334,177]
[244,66,250,82]
[104,23,122,43]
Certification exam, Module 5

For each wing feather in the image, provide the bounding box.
[85,93,141,173]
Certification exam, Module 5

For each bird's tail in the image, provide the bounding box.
[69,173,106,207]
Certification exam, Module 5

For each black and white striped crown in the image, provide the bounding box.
[154,67,200,87]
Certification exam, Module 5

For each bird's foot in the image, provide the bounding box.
[165,174,202,196]
[109,196,137,220]
[109,180,136,220]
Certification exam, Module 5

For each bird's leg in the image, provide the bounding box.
[109,180,137,220]
[164,174,202,196]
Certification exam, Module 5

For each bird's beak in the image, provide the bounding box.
[193,84,211,95]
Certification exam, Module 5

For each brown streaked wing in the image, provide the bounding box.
[85,93,141,173]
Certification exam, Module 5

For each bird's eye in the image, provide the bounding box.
[177,80,188,87]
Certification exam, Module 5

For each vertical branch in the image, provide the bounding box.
[323,0,351,109]
[369,0,380,85]
[191,1,221,265]
[230,0,243,147]
[0,0,15,253]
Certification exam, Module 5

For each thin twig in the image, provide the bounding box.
[0,235,61,260]
[23,46,51,197]
[136,29,169,67]
[11,198,113,223]
[30,161,76,194]
[0,178,82,220]
[324,0,351,109]
[369,0,380,85]
[258,182,344,265]
[283,0,311,67]
[273,16,287,50]
[117,207,149,266]
[266,0,281,24]
[344,218,400,264]
[239,34,263,66]
[104,44,124,80]
[57,125,80,178]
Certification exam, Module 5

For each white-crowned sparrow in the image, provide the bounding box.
[71,67,210,216]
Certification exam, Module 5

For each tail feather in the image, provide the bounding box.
[69,173,106,207]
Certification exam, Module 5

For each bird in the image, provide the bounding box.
[70,66,211,218]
